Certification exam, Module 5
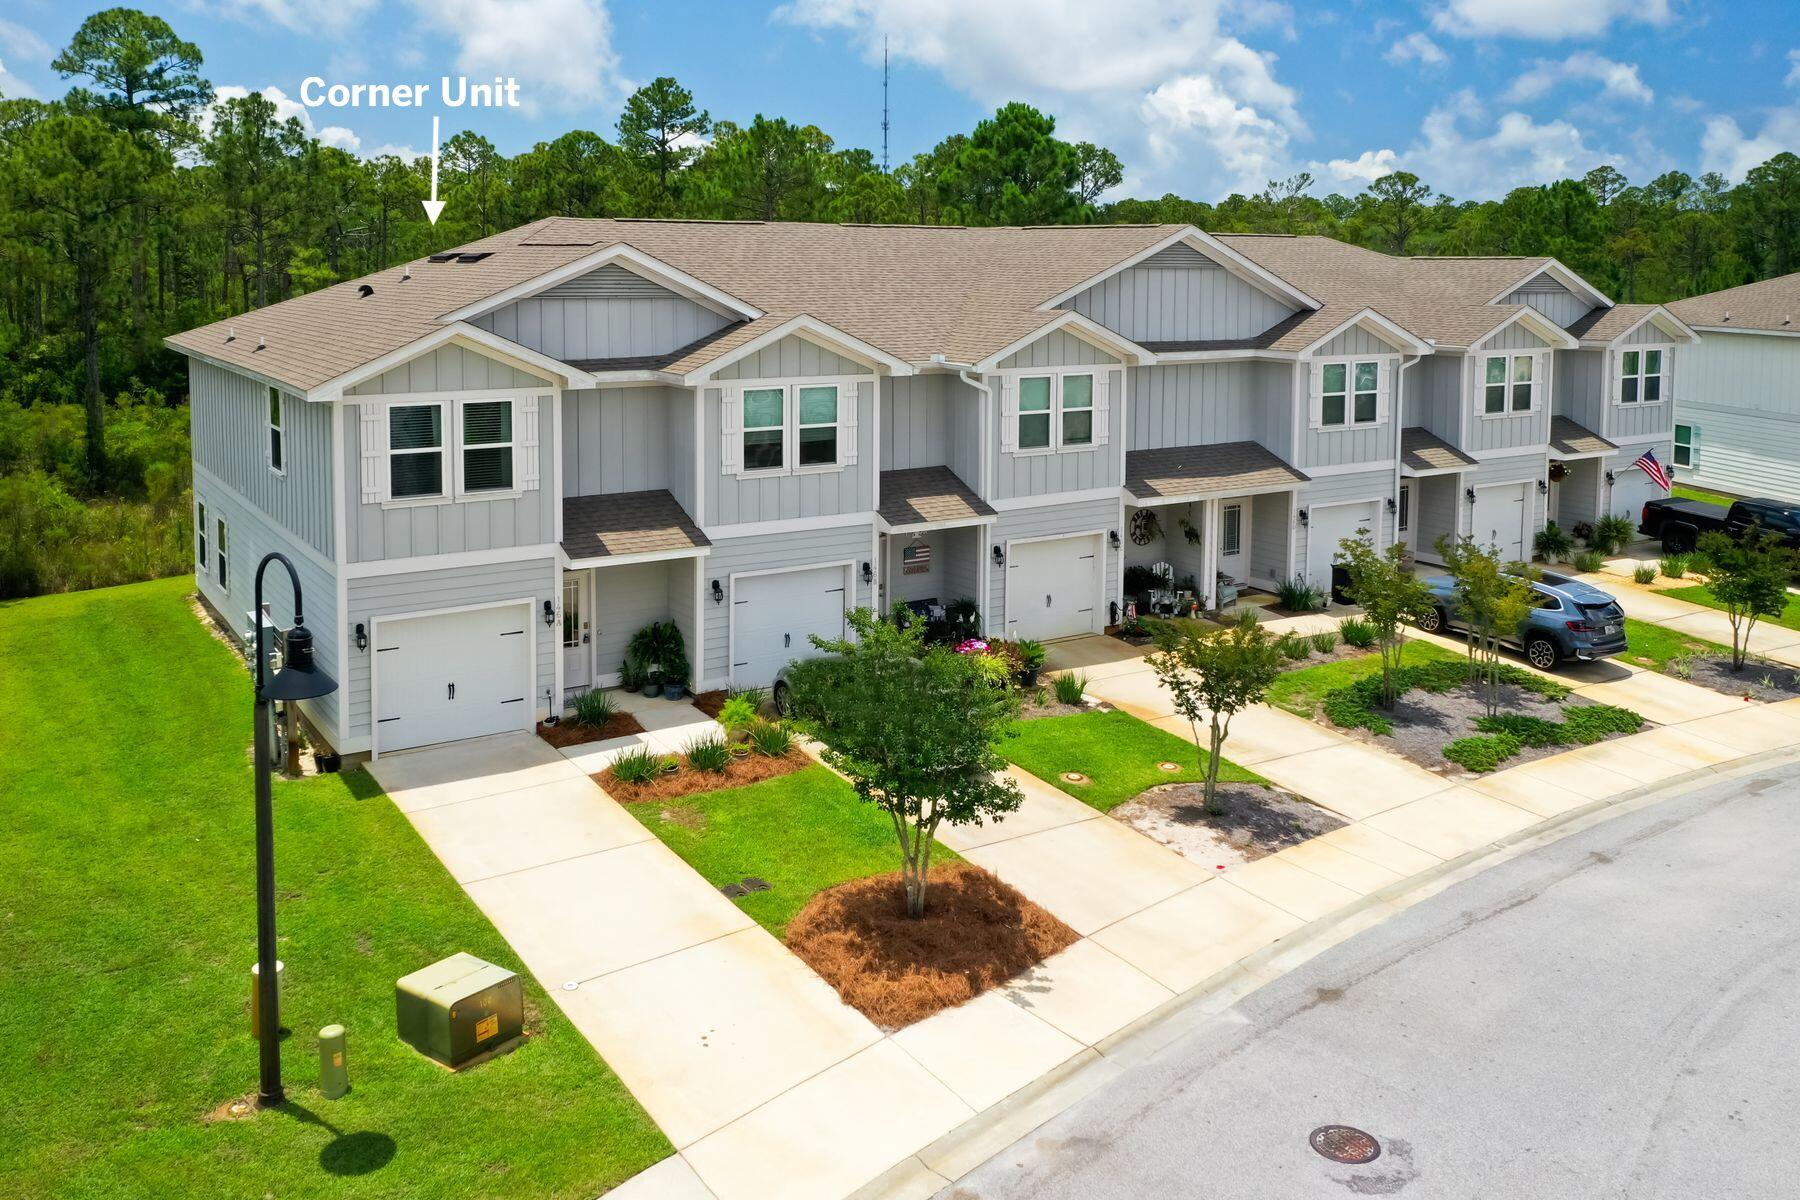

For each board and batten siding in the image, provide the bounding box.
[997,329,1120,371]
[881,373,951,471]
[1606,346,1677,443]
[469,264,736,362]
[988,332,1124,503]
[1409,352,1464,444]
[702,378,876,526]
[189,359,333,557]
[986,496,1121,636]
[1465,351,1554,455]
[1411,472,1463,565]
[697,522,876,686]
[345,555,558,749]
[560,385,692,499]
[1499,280,1594,329]
[1553,348,1606,434]
[712,334,872,382]
[583,558,697,690]
[1129,361,1290,453]
[1673,330,1800,501]
[1248,490,1292,585]
[885,525,981,608]
[344,343,550,396]
[1059,242,1298,343]
[1315,325,1403,358]
[1301,361,1396,470]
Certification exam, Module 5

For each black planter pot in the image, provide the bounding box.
[1020,668,1041,688]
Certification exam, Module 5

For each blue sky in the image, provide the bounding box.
[1,0,1796,201]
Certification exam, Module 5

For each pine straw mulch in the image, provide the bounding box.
[690,689,728,719]
[535,710,646,749]
[785,861,1079,1029]
[599,747,810,803]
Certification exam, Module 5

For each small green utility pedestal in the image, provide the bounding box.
[395,953,522,1069]
[319,1024,349,1098]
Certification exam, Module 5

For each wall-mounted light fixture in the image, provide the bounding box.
[1108,529,1121,549]
[1385,497,1398,514]
[1604,470,1616,486]
[992,544,1005,565]
[860,561,873,585]
[1465,487,1477,504]
[1297,508,1309,527]
[711,579,724,605]
[1537,479,1549,495]
[542,599,555,627]
[354,622,368,652]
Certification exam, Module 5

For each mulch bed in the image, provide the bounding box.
[1017,695,1105,720]
[1668,655,1800,703]
[1274,641,1371,671]
[598,747,810,803]
[785,861,1079,1029]
[1346,684,1645,775]
[1113,783,1345,869]
[535,711,646,749]
[690,689,728,719]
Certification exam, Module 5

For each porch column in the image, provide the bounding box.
[1202,498,1220,611]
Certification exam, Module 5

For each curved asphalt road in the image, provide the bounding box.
[943,758,1800,1200]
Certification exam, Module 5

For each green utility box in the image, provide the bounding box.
[395,953,522,1069]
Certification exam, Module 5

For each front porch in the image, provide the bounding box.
[1400,427,1479,567]
[875,465,994,631]
[1546,417,1617,534]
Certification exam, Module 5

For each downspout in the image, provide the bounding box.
[1394,352,1422,552]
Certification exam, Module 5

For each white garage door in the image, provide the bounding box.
[1472,483,1529,563]
[1007,534,1100,641]
[1607,465,1663,528]
[375,603,533,753]
[1306,501,1379,591]
[732,565,848,685]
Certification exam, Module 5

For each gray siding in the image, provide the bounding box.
[1410,352,1464,444]
[1621,322,1672,346]
[560,385,687,498]
[946,376,982,489]
[1608,345,1676,442]
[1553,348,1606,433]
[987,367,1125,502]
[1296,468,1395,574]
[1249,490,1291,585]
[702,378,876,526]
[1412,473,1462,564]
[986,497,1121,636]
[1130,361,1265,450]
[1602,440,1675,520]
[345,343,549,396]
[1061,248,1298,343]
[1483,323,1554,352]
[1122,501,1207,588]
[697,523,877,685]
[1315,325,1405,357]
[1470,450,1549,544]
[586,559,688,688]
[1301,355,1396,469]
[189,359,333,557]
[1673,330,1800,501]
[192,479,340,745]
[1467,351,1553,455]
[997,330,1120,370]
[470,265,735,362]
[882,374,951,470]
[667,387,698,513]
[885,525,981,609]
[713,334,872,381]
[345,556,558,748]
[667,555,699,688]
[1501,281,1593,328]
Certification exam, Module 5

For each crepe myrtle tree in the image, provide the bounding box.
[1435,534,1537,716]
[1147,622,1284,817]
[785,607,1022,918]
[1698,528,1797,670]
[1337,528,1434,708]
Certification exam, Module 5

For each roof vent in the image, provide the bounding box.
[1722,310,1732,322]
[357,284,375,298]
[225,326,237,343]
[456,252,493,263]
[255,336,266,351]
[428,252,458,263]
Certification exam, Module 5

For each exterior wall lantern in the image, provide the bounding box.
[860,561,873,585]
[711,579,724,605]
[542,599,555,627]
[1537,479,1550,495]
[1465,486,1477,503]
[1297,508,1309,527]
[1385,497,1398,514]
[354,622,367,651]
[992,544,1005,565]
[1605,470,1617,486]
[1108,529,1121,549]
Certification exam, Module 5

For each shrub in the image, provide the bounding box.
[1234,606,1261,628]
[1310,630,1340,654]
[1278,633,1311,660]
[729,684,768,707]
[1660,554,1691,579]
[570,688,619,728]
[1573,549,1607,573]
[718,694,761,733]
[747,720,794,757]
[1559,704,1644,744]
[1473,712,1567,748]
[1533,521,1575,561]
[612,746,675,784]
[684,734,733,772]
[1276,574,1324,612]
[1443,732,1524,773]
[1052,670,1088,705]
[1591,513,1636,555]
[1634,564,1657,585]
[1338,616,1378,648]
[1317,658,1569,737]
[1015,639,1048,671]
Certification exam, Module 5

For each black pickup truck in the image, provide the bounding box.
[1639,496,1800,553]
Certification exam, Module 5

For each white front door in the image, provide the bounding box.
[375,602,534,753]
[1218,500,1249,581]
[1007,534,1101,641]
[1306,500,1379,591]
[731,565,848,686]
[561,572,591,692]
[1472,482,1529,562]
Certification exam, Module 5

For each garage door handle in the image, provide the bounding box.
[1044,594,1052,607]
[784,633,791,648]
[448,682,455,701]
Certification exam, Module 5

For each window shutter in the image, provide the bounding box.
[518,395,541,491]
[998,376,1017,452]
[1536,352,1551,412]
[838,381,860,466]
[1376,359,1392,421]
[720,387,741,475]
[360,405,385,503]
[1092,370,1112,446]
[1309,361,1324,425]
[1610,353,1623,403]
[263,399,274,468]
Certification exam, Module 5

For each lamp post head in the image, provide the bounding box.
[260,624,338,702]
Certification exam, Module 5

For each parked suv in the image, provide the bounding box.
[1414,571,1627,670]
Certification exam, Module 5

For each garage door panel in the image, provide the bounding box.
[377,604,533,753]
[1306,502,1378,589]
[732,566,847,685]
[1472,484,1528,563]
[1007,535,1100,642]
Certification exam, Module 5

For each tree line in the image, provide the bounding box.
[3,6,1798,598]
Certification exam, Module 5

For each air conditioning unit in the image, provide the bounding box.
[396,953,522,1069]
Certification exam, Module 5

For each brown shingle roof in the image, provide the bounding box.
[1668,272,1800,333]
[561,490,709,562]
[877,466,996,529]
[1125,442,1308,502]
[1549,417,1616,458]
[1401,427,1479,474]
[1562,303,1666,343]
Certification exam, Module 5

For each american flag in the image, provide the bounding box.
[1632,448,1672,492]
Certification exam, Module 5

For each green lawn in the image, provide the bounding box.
[1004,709,1264,814]
[1619,617,1730,671]
[0,579,670,1199]
[1673,483,1740,509]
[1265,638,1462,719]
[1657,583,1800,633]
[629,764,957,939]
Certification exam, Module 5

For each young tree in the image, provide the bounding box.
[1435,535,1536,715]
[1146,622,1284,816]
[1698,529,1797,670]
[785,609,1022,918]
[1338,528,1434,707]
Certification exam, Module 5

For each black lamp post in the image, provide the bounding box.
[251,552,337,1108]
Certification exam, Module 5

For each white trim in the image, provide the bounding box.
[1309,355,1391,430]
[725,559,855,689]
[330,405,351,752]
[702,511,876,539]
[683,315,912,383]
[972,310,1147,373]
[1472,445,1554,462]
[308,324,592,400]
[567,545,712,570]
[875,512,997,534]
[437,243,763,324]
[989,487,1121,512]
[453,396,521,498]
[731,376,861,478]
[1488,259,1613,310]
[993,365,1106,455]
[342,542,558,578]
[1126,478,1305,508]
[1474,349,1543,418]
[1614,344,1670,408]
[1298,459,1397,477]
[166,346,301,397]
[191,461,336,576]
[1001,529,1107,640]
[267,387,286,477]
[1581,306,1698,347]
[1034,228,1320,313]
[1299,308,1431,358]
[1150,348,1300,364]
[368,596,537,760]
[1684,322,1800,340]
[1470,306,1578,352]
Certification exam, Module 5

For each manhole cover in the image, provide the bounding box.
[1061,771,1088,784]
[1309,1125,1380,1165]
[1157,761,1181,772]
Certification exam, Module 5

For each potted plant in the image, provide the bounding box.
[1118,616,1154,645]
[619,658,641,693]
[1015,639,1047,687]
[661,625,691,701]
[628,624,665,698]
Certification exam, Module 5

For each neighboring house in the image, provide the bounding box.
[168,218,1690,759]
[1666,272,1800,503]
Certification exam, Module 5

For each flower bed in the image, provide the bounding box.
[598,746,809,803]
[536,710,646,749]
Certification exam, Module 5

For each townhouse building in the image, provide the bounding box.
[170,218,1694,759]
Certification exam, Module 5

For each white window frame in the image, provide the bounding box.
[385,401,450,502]
[1314,358,1382,429]
[454,397,519,498]
[1221,502,1242,555]
[1674,422,1696,468]
[267,388,285,476]
[1480,352,1538,417]
[1004,368,1103,455]
[793,382,843,472]
[1397,484,1411,534]
[196,500,208,574]
[1617,346,1667,406]
[215,515,229,590]
[732,377,854,478]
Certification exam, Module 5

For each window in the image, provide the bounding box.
[742,387,785,471]
[388,403,446,499]
[796,385,839,467]
[215,516,229,589]
[1222,503,1242,555]
[1398,484,1411,534]
[460,399,514,493]
[268,388,285,474]
[1673,423,1695,468]
[1320,361,1380,427]
[1484,353,1535,414]
[196,501,208,572]
[1620,348,1663,404]
[1017,376,1052,449]
[1061,373,1094,446]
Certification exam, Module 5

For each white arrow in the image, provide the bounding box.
[421,115,445,225]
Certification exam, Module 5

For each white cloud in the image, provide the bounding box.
[1385,32,1447,67]
[365,143,425,161]
[776,0,1307,196]
[1787,49,1800,87]
[201,85,380,158]
[1701,108,1800,182]
[0,57,34,100]
[0,17,47,97]
[1323,147,1399,183]
[1506,52,1653,104]
[318,126,361,152]
[402,0,632,114]
[1431,0,1671,41]
[178,0,381,36]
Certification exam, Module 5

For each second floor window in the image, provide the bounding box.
[797,385,839,467]
[1674,423,1696,467]
[389,403,446,499]
[461,400,514,493]
[1320,361,1378,427]
[1011,371,1099,451]
[1483,353,1534,414]
[730,381,850,475]
[1620,349,1662,403]
[268,388,285,474]
[743,387,786,471]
